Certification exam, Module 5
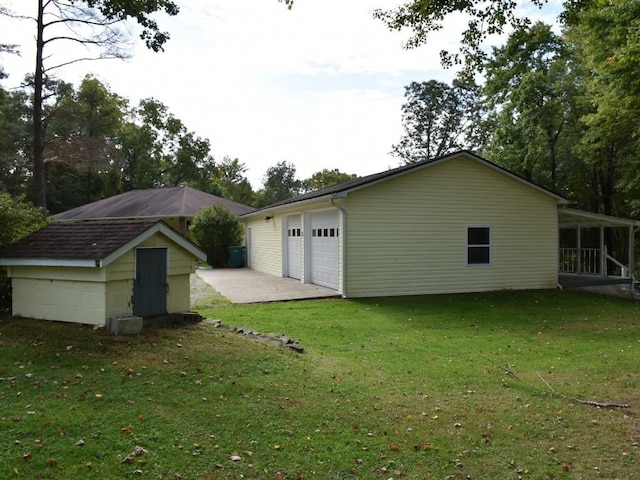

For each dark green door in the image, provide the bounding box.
[133,248,168,317]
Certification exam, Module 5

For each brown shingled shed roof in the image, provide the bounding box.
[55,186,254,221]
[0,220,206,267]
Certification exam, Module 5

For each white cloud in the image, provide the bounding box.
[0,0,561,190]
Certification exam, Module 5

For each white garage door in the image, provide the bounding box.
[287,215,302,279]
[310,210,339,290]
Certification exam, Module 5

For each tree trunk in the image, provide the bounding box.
[33,0,46,210]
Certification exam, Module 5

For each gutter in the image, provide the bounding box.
[330,195,347,298]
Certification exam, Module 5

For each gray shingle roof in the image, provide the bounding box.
[0,220,159,260]
[55,186,254,221]
[241,150,567,217]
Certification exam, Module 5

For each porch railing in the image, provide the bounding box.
[559,247,630,277]
[559,248,600,274]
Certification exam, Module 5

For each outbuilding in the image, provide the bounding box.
[0,220,206,327]
[241,150,570,297]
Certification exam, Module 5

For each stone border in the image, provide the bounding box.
[203,319,305,354]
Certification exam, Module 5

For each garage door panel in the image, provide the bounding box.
[287,215,302,279]
[310,211,339,290]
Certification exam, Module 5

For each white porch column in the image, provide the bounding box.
[629,226,635,280]
[576,227,581,273]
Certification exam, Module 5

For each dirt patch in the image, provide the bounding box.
[190,272,229,308]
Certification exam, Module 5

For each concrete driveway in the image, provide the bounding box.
[195,268,341,304]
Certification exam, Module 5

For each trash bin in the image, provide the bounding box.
[228,246,245,268]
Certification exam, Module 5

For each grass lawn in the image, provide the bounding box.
[1,289,639,479]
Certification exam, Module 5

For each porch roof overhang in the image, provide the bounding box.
[558,208,640,229]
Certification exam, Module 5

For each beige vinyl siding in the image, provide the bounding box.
[12,275,107,325]
[245,215,284,276]
[106,250,134,281]
[138,233,197,276]
[345,156,558,297]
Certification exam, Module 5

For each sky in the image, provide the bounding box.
[0,0,562,189]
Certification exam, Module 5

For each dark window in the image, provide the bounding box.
[467,227,491,265]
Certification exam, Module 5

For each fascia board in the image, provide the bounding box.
[0,258,97,267]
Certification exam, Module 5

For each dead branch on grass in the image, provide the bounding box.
[478,352,629,409]
[535,372,629,408]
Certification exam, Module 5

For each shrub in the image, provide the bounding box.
[190,205,243,268]
[0,194,46,313]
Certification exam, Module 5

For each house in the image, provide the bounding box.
[0,220,206,327]
[55,185,255,234]
[240,150,638,298]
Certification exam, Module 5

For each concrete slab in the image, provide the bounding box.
[195,268,341,304]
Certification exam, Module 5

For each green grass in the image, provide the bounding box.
[1,290,639,479]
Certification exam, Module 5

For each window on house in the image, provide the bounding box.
[467,227,491,265]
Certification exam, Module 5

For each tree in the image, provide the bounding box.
[0,79,31,196]
[257,161,301,207]
[26,0,179,210]
[482,23,581,191]
[190,205,244,268]
[564,0,640,218]
[119,98,214,190]
[392,80,483,163]
[214,157,256,206]
[373,0,549,76]
[301,168,357,192]
[0,193,46,312]
[42,75,127,212]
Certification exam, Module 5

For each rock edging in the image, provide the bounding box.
[204,319,305,354]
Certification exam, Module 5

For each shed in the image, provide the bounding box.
[241,150,570,297]
[54,185,255,234]
[0,220,206,326]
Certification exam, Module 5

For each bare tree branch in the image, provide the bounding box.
[478,351,630,409]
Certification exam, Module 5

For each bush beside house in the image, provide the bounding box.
[0,194,46,312]
[190,205,243,268]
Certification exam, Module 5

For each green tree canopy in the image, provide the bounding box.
[301,169,357,192]
[392,80,483,164]
[190,205,244,268]
[257,161,301,207]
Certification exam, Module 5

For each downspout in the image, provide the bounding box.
[330,196,347,298]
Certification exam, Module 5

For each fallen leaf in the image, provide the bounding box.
[390,444,399,451]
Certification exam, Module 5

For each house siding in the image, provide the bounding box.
[344,156,558,297]
[244,215,285,276]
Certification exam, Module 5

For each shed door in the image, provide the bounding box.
[287,215,302,280]
[133,248,168,317]
[310,211,339,290]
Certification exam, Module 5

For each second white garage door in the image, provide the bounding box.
[309,210,339,290]
[287,215,302,280]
